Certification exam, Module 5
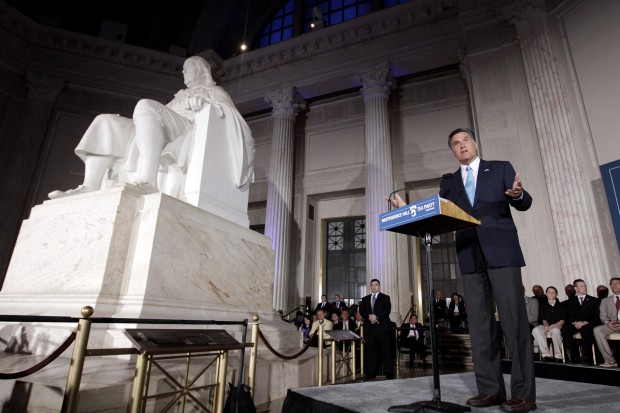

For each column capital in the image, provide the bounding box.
[264,88,306,119]
[355,62,394,100]
[502,0,547,35]
[25,71,64,102]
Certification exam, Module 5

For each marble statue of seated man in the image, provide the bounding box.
[49,56,254,199]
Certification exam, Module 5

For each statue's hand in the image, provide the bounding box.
[188,96,207,112]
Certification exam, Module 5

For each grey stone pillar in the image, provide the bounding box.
[264,88,305,311]
[355,63,398,304]
[504,1,607,288]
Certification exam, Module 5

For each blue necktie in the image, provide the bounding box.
[465,166,475,206]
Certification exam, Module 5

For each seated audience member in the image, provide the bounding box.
[531,286,566,362]
[334,310,357,351]
[334,310,356,331]
[564,284,576,300]
[532,284,546,305]
[353,305,363,332]
[562,279,601,364]
[305,309,334,346]
[291,311,304,329]
[301,315,312,342]
[400,314,426,367]
[596,284,610,300]
[315,295,332,315]
[447,292,467,331]
[524,286,539,331]
[331,312,340,325]
[594,277,620,368]
[332,294,347,315]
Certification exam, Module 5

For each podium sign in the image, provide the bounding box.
[379,194,480,236]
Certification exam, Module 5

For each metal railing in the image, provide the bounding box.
[0,307,255,413]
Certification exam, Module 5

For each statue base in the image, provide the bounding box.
[0,184,284,349]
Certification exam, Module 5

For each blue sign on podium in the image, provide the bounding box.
[379,194,480,237]
[379,194,441,232]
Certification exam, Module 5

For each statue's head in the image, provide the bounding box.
[183,56,215,88]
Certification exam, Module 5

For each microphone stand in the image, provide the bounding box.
[388,172,469,413]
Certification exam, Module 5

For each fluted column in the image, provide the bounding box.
[504,1,606,288]
[355,63,398,302]
[264,88,306,311]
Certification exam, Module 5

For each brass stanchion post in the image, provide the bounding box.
[61,306,93,413]
[352,341,357,380]
[330,337,336,384]
[215,350,228,413]
[129,352,149,413]
[317,326,323,386]
[248,314,259,398]
[360,324,364,379]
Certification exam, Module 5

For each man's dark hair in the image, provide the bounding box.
[370,278,380,285]
[572,278,585,287]
[609,277,620,284]
[448,127,476,148]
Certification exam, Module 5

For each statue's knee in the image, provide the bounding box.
[134,99,162,117]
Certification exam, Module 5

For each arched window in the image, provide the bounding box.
[258,0,402,49]
[259,0,295,48]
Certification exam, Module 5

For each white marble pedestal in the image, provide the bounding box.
[0,184,280,349]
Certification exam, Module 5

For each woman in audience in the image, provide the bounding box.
[447,292,467,331]
[531,286,566,362]
[301,315,312,342]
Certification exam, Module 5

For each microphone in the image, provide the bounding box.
[387,173,453,210]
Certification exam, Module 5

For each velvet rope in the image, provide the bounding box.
[0,330,77,380]
[258,330,312,360]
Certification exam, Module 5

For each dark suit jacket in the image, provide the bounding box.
[334,319,357,331]
[315,302,332,315]
[359,292,392,333]
[439,159,532,273]
[565,294,601,325]
[399,322,424,346]
[332,301,347,313]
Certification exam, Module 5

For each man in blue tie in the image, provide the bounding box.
[438,128,535,413]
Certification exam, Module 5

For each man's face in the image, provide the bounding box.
[610,279,620,295]
[434,291,442,300]
[335,294,340,302]
[574,281,587,296]
[317,310,325,320]
[533,285,544,297]
[410,316,417,324]
[370,281,380,293]
[341,311,349,320]
[546,288,557,300]
[450,132,478,165]
[321,295,327,303]
[182,61,201,88]
[331,313,339,322]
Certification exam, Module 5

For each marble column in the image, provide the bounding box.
[264,88,305,312]
[0,71,64,284]
[504,2,606,288]
[355,63,398,305]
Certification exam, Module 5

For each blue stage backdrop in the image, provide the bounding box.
[601,159,620,252]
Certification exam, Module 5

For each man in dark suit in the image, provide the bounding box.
[315,294,332,315]
[332,293,347,315]
[334,309,356,331]
[399,314,426,366]
[433,291,447,324]
[438,128,535,413]
[359,278,393,380]
[562,279,601,365]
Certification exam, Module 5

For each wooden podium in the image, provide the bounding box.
[380,194,479,413]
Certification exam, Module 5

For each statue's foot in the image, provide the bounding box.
[48,185,97,199]
[116,180,158,194]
